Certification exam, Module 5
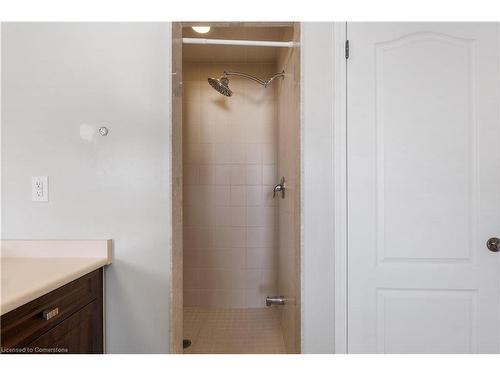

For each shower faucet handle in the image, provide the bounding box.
[273,177,286,199]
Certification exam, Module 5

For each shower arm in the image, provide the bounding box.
[223,71,285,88]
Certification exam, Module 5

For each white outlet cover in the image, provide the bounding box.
[32,176,49,202]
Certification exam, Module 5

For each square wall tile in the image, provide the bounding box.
[184,122,201,144]
[215,144,233,164]
[246,227,275,248]
[231,227,246,248]
[184,227,213,250]
[231,144,247,164]
[231,206,246,227]
[215,122,231,143]
[199,144,215,164]
[215,206,232,226]
[262,164,276,185]
[246,165,262,185]
[246,207,264,227]
[200,123,215,143]
[262,143,276,163]
[246,186,263,206]
[246,248,277,269]
[230,123,246,143]
[230,186,246,206]
[215,165,231,185]
[199,165,215,185]
[245,269,262,290]
[246,144,262,164]
[184,165,199,185]
[215,226,232,248]
[230,165,246,185]
[259,122,276,143]
[214,185,230,206]
[244,122,262,143]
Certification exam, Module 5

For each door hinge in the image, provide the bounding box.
[345,40,350,59]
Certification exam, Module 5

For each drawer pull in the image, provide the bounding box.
[42,307,59,321]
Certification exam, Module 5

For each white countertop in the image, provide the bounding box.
[0,240,112,315]
[1,257,108,315]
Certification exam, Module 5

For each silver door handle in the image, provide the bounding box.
[273,176,286,199]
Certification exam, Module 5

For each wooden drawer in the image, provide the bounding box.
[26,301,101,354]
[1,269,102,350]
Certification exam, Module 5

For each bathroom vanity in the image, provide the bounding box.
[0,240,111,354]
[1,269,103,353]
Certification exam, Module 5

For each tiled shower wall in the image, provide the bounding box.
[183,62,279,308]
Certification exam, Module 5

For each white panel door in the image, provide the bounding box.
[347,23,500,353]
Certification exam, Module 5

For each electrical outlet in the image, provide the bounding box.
[32,176,49,202]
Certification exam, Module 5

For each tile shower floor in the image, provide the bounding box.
[183,307,286,354]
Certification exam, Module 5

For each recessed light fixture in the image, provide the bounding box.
[192,26,211,34]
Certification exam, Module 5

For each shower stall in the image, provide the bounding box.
[171,22,301,354]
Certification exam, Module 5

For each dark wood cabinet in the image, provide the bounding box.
[1,268,103,354]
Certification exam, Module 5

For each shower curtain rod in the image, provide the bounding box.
[182,37,298,48]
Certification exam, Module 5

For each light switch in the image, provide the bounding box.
[32,176,49,202]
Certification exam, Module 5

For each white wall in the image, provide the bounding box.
[1,23,172,353]
[301,22,336,353]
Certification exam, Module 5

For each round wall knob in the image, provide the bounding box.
[98,126,109,136]
[486,237,500,252]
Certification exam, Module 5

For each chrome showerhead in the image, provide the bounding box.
[208,76,232,97]
[208,70,285,97]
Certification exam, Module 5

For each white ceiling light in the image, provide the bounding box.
[192,26,211,34]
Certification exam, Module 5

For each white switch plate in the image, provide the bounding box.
[32,176,49,202]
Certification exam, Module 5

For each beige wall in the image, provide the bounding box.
[277,23,301,354]
[182,62,279,308]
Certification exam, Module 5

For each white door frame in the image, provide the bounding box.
[333,22,349,353]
